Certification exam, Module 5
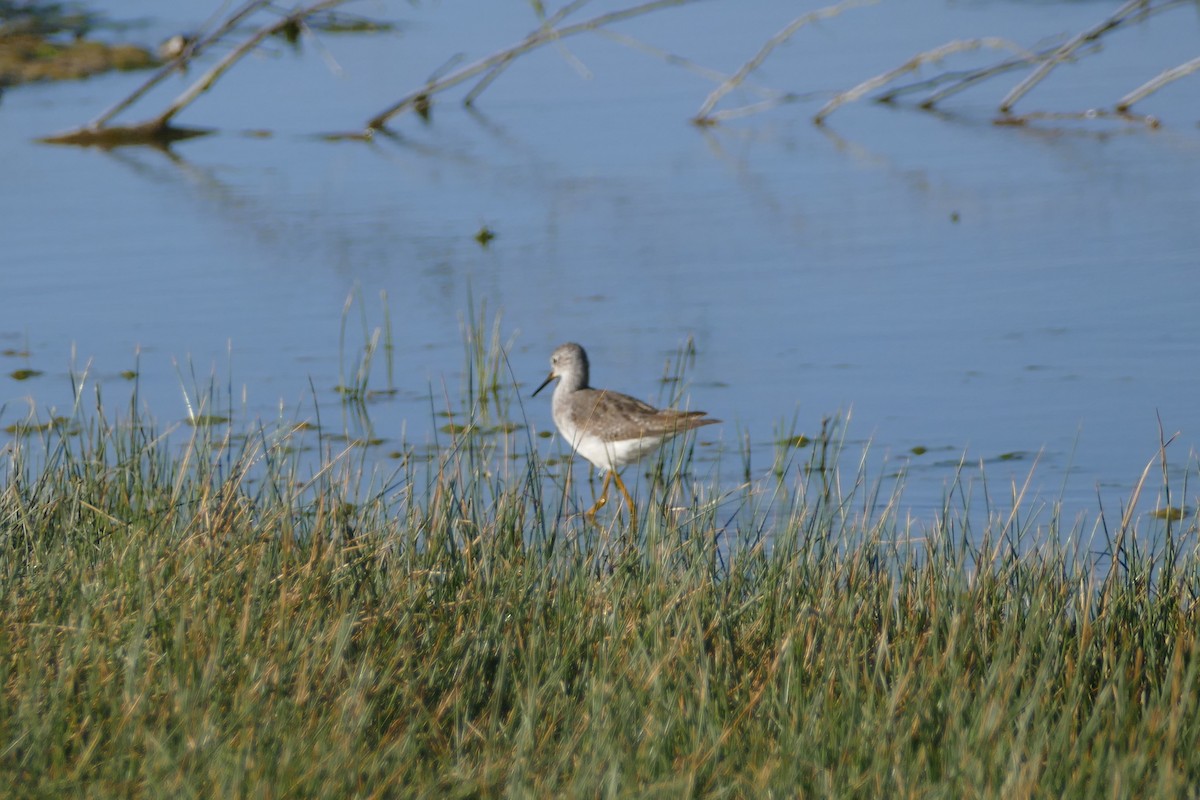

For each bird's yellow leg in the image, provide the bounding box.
[611,471,637,530]
[585,472,612,520]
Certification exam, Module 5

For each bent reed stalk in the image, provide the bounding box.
[0,334,1198,796]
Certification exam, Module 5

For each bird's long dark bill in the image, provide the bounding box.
[532,371,555,397]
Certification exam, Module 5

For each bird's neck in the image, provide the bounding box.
[558,369,588,393]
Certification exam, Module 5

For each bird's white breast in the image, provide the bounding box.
[555,418,662,472]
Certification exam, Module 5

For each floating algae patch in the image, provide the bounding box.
[5,417,78,437]
[778,434,812,448]
[0,35,155,85]
[185,414,230,427]
[1151,506,1188,521]
[9,369,43,381]
[324,434,386,448]
[0,0,154,85]
[474,226,497,247]
[332,384,400,403]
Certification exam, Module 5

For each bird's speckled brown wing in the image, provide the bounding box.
[568,388,718,442]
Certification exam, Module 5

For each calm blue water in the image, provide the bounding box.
[3,0,1200,531]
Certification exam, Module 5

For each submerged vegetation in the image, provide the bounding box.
[1,323,1198,797]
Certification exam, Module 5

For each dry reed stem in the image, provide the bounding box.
[365,0,701,130]
[998,0,1150,113]
[859,0,1188,122]
[152,0,347,130]
[1117,55,1200,112]
[1098,437,1173,612]
[993,452,1042,565]
[694,0,877,125]
[44,0,349,146]
[872,40,1070,107]
[814,38,1030,124]
[463,0,594,107]
[533,1,596,81]
[597,28,775,93]
[701,96,803,124]
[88,0,279,130]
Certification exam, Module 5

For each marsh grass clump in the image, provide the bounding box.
[1,341,1199,797]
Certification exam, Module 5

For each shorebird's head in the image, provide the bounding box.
[532,342,589,397]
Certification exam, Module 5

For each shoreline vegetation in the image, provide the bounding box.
[2,322,1198,796]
